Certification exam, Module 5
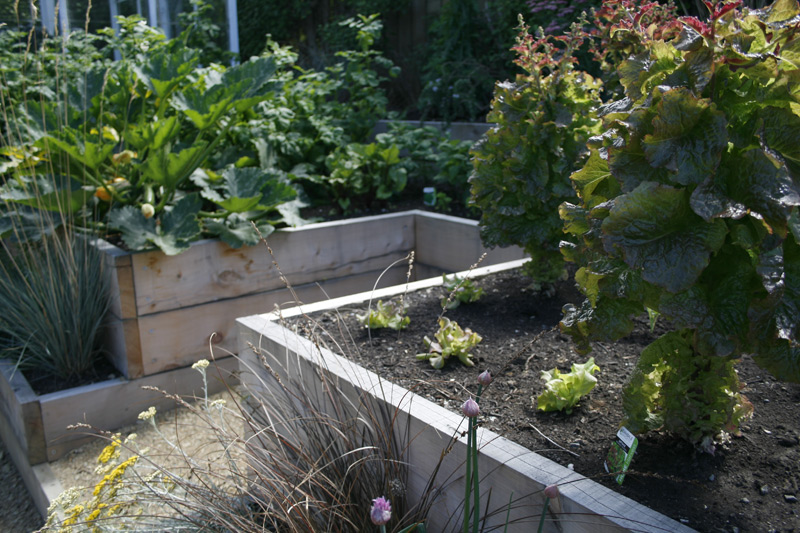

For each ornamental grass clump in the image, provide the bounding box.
[43,353,433,532]
[0,229,111,384]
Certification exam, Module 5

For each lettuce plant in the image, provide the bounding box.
[559,0,800,450]
[358,300,410,331]
[441,273,485,310]
[469,18,603,285]
[536,358,600,414]
[417,317,482,369]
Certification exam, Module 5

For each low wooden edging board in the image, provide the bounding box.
[236,260,694,533]
[0,358,238,518]
[99,210,524,380]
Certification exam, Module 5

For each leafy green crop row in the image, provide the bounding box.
[0,12,472,255]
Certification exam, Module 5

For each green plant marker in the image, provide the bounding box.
[604,426,638,485]
[423,186,437,207]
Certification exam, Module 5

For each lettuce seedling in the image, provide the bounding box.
[536,358,600,414]
[441,273,485,310]
[417,317,482,369]
[357,300,409,331]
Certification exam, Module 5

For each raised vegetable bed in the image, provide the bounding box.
[2,209,524,518]
[100,210,524,379]
[236,261,694,532]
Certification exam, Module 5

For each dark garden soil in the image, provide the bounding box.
[287,268,800,533]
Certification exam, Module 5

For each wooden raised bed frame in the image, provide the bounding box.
[1,210,523,518]
[236,261,696,533]
[100,210,525,379]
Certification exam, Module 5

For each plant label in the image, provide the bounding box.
[604,426,638,485]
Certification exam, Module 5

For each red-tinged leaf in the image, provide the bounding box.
[714,1,742,20]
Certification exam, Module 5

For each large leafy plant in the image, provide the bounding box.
[470,19,603,285]
[1,16,297,255]
[229,15,402,213]
[559,0,800,450]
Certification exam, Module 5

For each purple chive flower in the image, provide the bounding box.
[544,484,560,499]
[478,370,493,386]
[370,496,391,525]
[462,397,480,418]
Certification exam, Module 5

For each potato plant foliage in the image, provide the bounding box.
[559,0,800,449]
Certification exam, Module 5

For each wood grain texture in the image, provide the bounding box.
[413,211,525,272]
[130,212,415,315]
[135,266,410,376]
[103,317,143,379]
[39,357,239,462]
[97,211,524,378]
[0,361,46,464]
[236,316,695,533]
[95,238,136,320]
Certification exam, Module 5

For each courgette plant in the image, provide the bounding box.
[1,16,297,255]
[559,0,800,452]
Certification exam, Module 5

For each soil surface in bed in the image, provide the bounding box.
[285,268,800,533]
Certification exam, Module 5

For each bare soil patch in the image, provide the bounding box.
[288,268,800,533]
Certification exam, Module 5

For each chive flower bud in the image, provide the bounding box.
[544,484,560,499]
[478,370,492,386]
[370,496,391,525]
[462,397,480,418]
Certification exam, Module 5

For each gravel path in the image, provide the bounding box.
[0,390,239,532]
[0,438,45,532]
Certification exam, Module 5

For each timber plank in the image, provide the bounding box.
[39,357,238,462]
[95,239,136,320]
[135,266,411,376]
[413,211,525,271]
[104,317,143,379]
[0,361,46,464]
[130,212,416,315]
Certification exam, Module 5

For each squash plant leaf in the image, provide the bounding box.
[143,144,207,190]
[205,215,275,248]
[133,45,198,99]
[172,85,235,131]
[207,167,267,213]
[124,116,181,152]
[109,193,202,255]
[601,182,727,293]
[221,56,280,112]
